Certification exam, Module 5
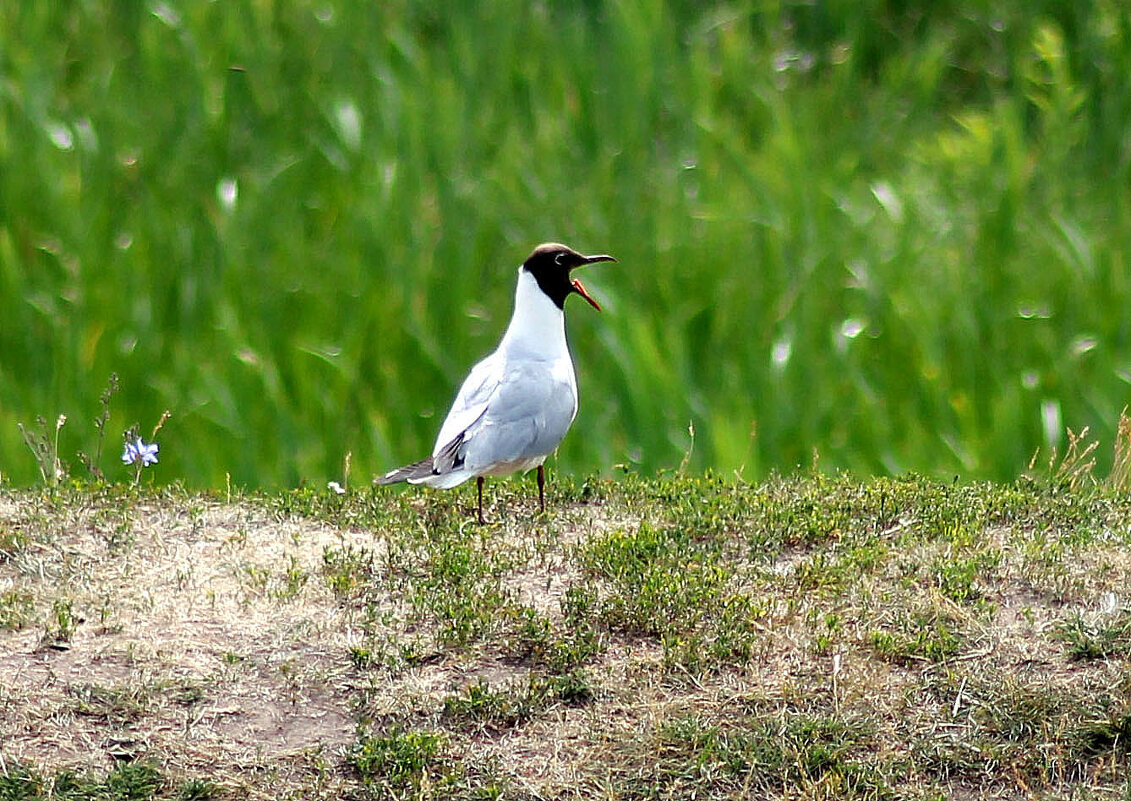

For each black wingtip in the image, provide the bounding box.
[374,457,435,485]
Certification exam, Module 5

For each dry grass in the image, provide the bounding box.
[2,474,1131,800]
[0,493,362,794]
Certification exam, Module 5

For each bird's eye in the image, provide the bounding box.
[554,252,567,266]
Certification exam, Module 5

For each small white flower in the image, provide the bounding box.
[328,481,346,495]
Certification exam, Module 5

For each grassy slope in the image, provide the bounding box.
[2,472,1130,800]
[3,2,1131,487]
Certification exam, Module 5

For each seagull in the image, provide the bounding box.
[376,242,615,523]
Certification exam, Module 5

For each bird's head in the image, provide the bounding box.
[521,242,616,311]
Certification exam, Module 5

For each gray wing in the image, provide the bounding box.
[461,361,578,471]
[432,352,503,458]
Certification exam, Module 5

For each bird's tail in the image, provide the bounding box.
[375,430,471,487]
[374,457,436,485]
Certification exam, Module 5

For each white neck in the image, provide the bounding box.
[498,268,570,359]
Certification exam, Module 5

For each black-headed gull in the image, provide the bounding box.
[376,242,615,522]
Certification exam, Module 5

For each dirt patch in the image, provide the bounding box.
[0,497,372,791]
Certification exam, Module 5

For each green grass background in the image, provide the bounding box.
[2,1,1130,488]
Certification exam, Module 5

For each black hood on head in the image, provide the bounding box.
[521,242,615,310]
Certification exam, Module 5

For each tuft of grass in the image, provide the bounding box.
[1110,409,1131,491]
[42,597,79,645]
[0,763,44,801]
[1055,610,1131,661]
[349,728,507,799]
[0,526,30,558]
[1030,425,1103,492]
[271,554,309,601]
[630,709,887,799]
[67,683,150,725]
[441,678,540,732]
[931,547,1001,607]
[1075,708,1131,758]
[0,589,35,631]
[17,415,68,487]
[322,542,378,599]
[575,519,765,671]
[441,671,594,735]
[0,761,164,801]
[394,527,526,647]
[868,605,965,665]
[350,728,447,791]
[175,780,221,801]
[578,523,729,634]
[907,671,1124,784]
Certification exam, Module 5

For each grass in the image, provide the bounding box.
[4,2,1131,488]
[1055,609,1131,661]
[3,472,1131,799]
[0,761,165,801]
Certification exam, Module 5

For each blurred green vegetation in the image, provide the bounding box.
[2,1,1130,487]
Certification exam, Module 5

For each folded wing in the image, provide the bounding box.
[379,358,578,489]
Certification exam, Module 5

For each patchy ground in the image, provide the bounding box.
[0,496,359,783]
[1,474,1130,800]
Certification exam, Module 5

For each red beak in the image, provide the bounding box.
[572,253,616,311]
[572,278,601,311]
